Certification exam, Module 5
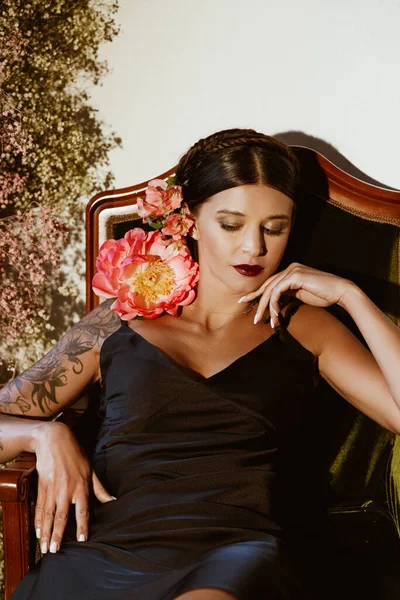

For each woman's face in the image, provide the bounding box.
[192,184,294,294]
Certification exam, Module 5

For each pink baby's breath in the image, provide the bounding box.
[0,206,69,355]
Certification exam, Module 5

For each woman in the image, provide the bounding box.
[2,128,400,600]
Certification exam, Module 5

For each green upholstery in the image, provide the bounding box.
[286,150,399,518]
[274,148,400,598]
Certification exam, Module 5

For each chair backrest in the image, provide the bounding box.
[84,146,400,543]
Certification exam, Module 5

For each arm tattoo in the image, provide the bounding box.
[0,299,120,416]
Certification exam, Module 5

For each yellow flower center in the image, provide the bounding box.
[133,258,175,302]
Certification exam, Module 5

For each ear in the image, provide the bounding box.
[189,215,200,240]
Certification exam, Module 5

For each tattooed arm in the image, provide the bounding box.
[0,299,121,463]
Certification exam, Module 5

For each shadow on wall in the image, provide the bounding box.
[274,130,400,191]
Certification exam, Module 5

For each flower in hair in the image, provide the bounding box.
[92,174,199,320]
[135,174,194,233]
[161,212,195,240]
[137,177,184,220]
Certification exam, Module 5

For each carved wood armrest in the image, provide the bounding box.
[0,452,37,502]
[0,452,39,600]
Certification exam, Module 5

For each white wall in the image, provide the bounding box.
[89,0,400,191]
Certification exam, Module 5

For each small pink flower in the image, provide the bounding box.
[136,179,183,220]
[164,186,183,212]
[161,213,195,240]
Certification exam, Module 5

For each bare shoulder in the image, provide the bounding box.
[75,298,122,353]
[280,300,400,435]
[77,299,122,383]
[52,297,122,367]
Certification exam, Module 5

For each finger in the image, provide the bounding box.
[239,268,291,303]
[252,277,286,324]
[270,286,284,328]
[253,291,274,325]
[254,267,302,323]
[238,279,273,303]
[49,496,70,553]
[253,276,290,325]
[40,494,56,554]
[238,287,265,303]
[269,277,301,326]
[34,480,47,541]
[74,490,90,542]
[240,262,304,303]
[92,471,117,503]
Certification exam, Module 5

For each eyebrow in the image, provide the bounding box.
[215,209,290,220]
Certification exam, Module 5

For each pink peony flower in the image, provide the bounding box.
[161,212,195,240]
[92,228,199,320]
[136,179,183,220]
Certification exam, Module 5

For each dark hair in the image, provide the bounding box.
[174,128,300,262]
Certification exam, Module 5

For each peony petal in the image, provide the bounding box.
[92,272,118,298]
[148,179,167,190]
[98,239,117,254]
[124,227,146,247]
[111,297,139,320]
[176,288,197,306]
[120,254,148,269]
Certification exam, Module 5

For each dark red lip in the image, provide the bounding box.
[233,264,264,277]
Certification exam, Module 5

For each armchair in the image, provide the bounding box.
[1,146,399,600]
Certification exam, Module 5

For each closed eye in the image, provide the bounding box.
[220,223,285,236]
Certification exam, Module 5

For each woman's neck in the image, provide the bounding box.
[180,286,259,332]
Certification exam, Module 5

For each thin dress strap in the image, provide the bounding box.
[276,298,322,387]
[275,298,303,343]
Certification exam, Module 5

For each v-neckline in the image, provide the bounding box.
[123,323,281,384]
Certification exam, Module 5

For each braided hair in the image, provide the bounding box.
[174,127,300,262]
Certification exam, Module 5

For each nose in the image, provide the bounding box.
[241,228,267,258]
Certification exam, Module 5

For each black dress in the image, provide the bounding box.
[12,301,317,599]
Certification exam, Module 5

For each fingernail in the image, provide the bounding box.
[111,496,117,500]
[78,534,86,542]
[50,541,58,553]
[272,307,279,317]
[238,297,246,303]
[36,528,41,539]
[253,314,259,325]
[270,317,275,328]
[41,541,48,554]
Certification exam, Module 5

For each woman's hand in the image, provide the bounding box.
[238,262,355,326]
[31,421,116,554]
